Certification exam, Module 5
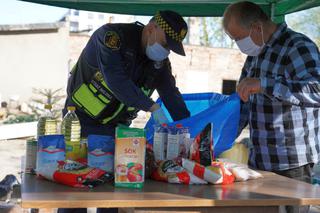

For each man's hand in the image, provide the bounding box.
[149,103,160,112]
[149,103,169,124]
[237,78,262,102]
[152,108,169,124]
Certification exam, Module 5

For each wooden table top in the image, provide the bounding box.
[21,171,320,209]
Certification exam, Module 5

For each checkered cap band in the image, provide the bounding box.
[155,12,183,42]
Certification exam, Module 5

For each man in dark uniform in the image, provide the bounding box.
[63,10,190,137]
[59,10,190,213]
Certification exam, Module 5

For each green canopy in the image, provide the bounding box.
[21,0,320,23]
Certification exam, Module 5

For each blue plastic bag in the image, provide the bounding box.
[145,92,240,157]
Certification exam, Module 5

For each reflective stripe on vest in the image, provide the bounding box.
[71,70,154,125]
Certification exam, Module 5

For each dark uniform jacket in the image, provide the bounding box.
[64,22,190,137]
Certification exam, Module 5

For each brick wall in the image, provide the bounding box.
[69,33,90,70]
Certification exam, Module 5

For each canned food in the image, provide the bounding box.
[25,137,37,174]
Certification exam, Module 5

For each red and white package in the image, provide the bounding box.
[151,160,207,185]
[217,159,263,181]
[38,160,112,188]
[189,123,213,166]
[182,158,235,185]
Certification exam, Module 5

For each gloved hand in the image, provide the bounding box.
[152,108,169,124]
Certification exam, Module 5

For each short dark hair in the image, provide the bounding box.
[223,1,270,30]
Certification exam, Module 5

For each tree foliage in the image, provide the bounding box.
[192,6,320,48]
[197,17,235,48]
[286,7,320,47]
[29,88,65,119]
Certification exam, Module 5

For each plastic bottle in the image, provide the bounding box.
[37,104,57,138]
[153,123,168,161]
[61,106,81,161]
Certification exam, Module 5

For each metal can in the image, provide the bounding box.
[25,137,37,174]
[79,137,88,160]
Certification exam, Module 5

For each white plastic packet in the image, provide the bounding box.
[217,158,263,181]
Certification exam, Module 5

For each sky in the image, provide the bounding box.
[0,0,69,25]
[0,0,153,25]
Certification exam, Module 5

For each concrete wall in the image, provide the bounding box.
[0,23,69,102]
[69,33,90,70]
[170,45,246,94]
[68,10,135,34]
[0,21,246,103]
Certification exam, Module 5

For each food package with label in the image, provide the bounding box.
[182,158,235,185]
[151,159,207,185]
[52,160,111,188]
[88,135,115,173]
[189,123,213,166]
[217,159,263,181]
[36,135,65,180]
[153,124,168,161]
[153,124,191,161]
[114,126,146,189]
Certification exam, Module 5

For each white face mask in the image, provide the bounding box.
[146,30,170,62]
[235,26,265,56]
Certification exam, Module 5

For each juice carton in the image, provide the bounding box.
[114,126,146,189]
[153,124,168,161]
[166,125,180,160]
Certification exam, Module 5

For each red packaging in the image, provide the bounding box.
[52,160,109,188]
[151,160,207,185]
[182,158,234,185]
[190,123,213,166]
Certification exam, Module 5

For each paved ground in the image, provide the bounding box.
[0,139,25,181]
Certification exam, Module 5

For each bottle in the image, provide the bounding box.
[37,104,57,138]
[61,106,81,161]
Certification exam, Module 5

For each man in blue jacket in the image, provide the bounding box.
[60,10,190,213]
[63,10,190,137]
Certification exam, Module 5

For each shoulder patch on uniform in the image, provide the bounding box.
[104,31,120,50]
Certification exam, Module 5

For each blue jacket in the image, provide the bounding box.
[64,22,190,137]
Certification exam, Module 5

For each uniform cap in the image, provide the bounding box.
[154,10,188,56]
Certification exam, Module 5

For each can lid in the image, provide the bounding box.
[67,106,76,111]
[44,104,52,110]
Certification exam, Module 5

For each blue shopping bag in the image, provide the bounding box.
[145,92,240,157]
